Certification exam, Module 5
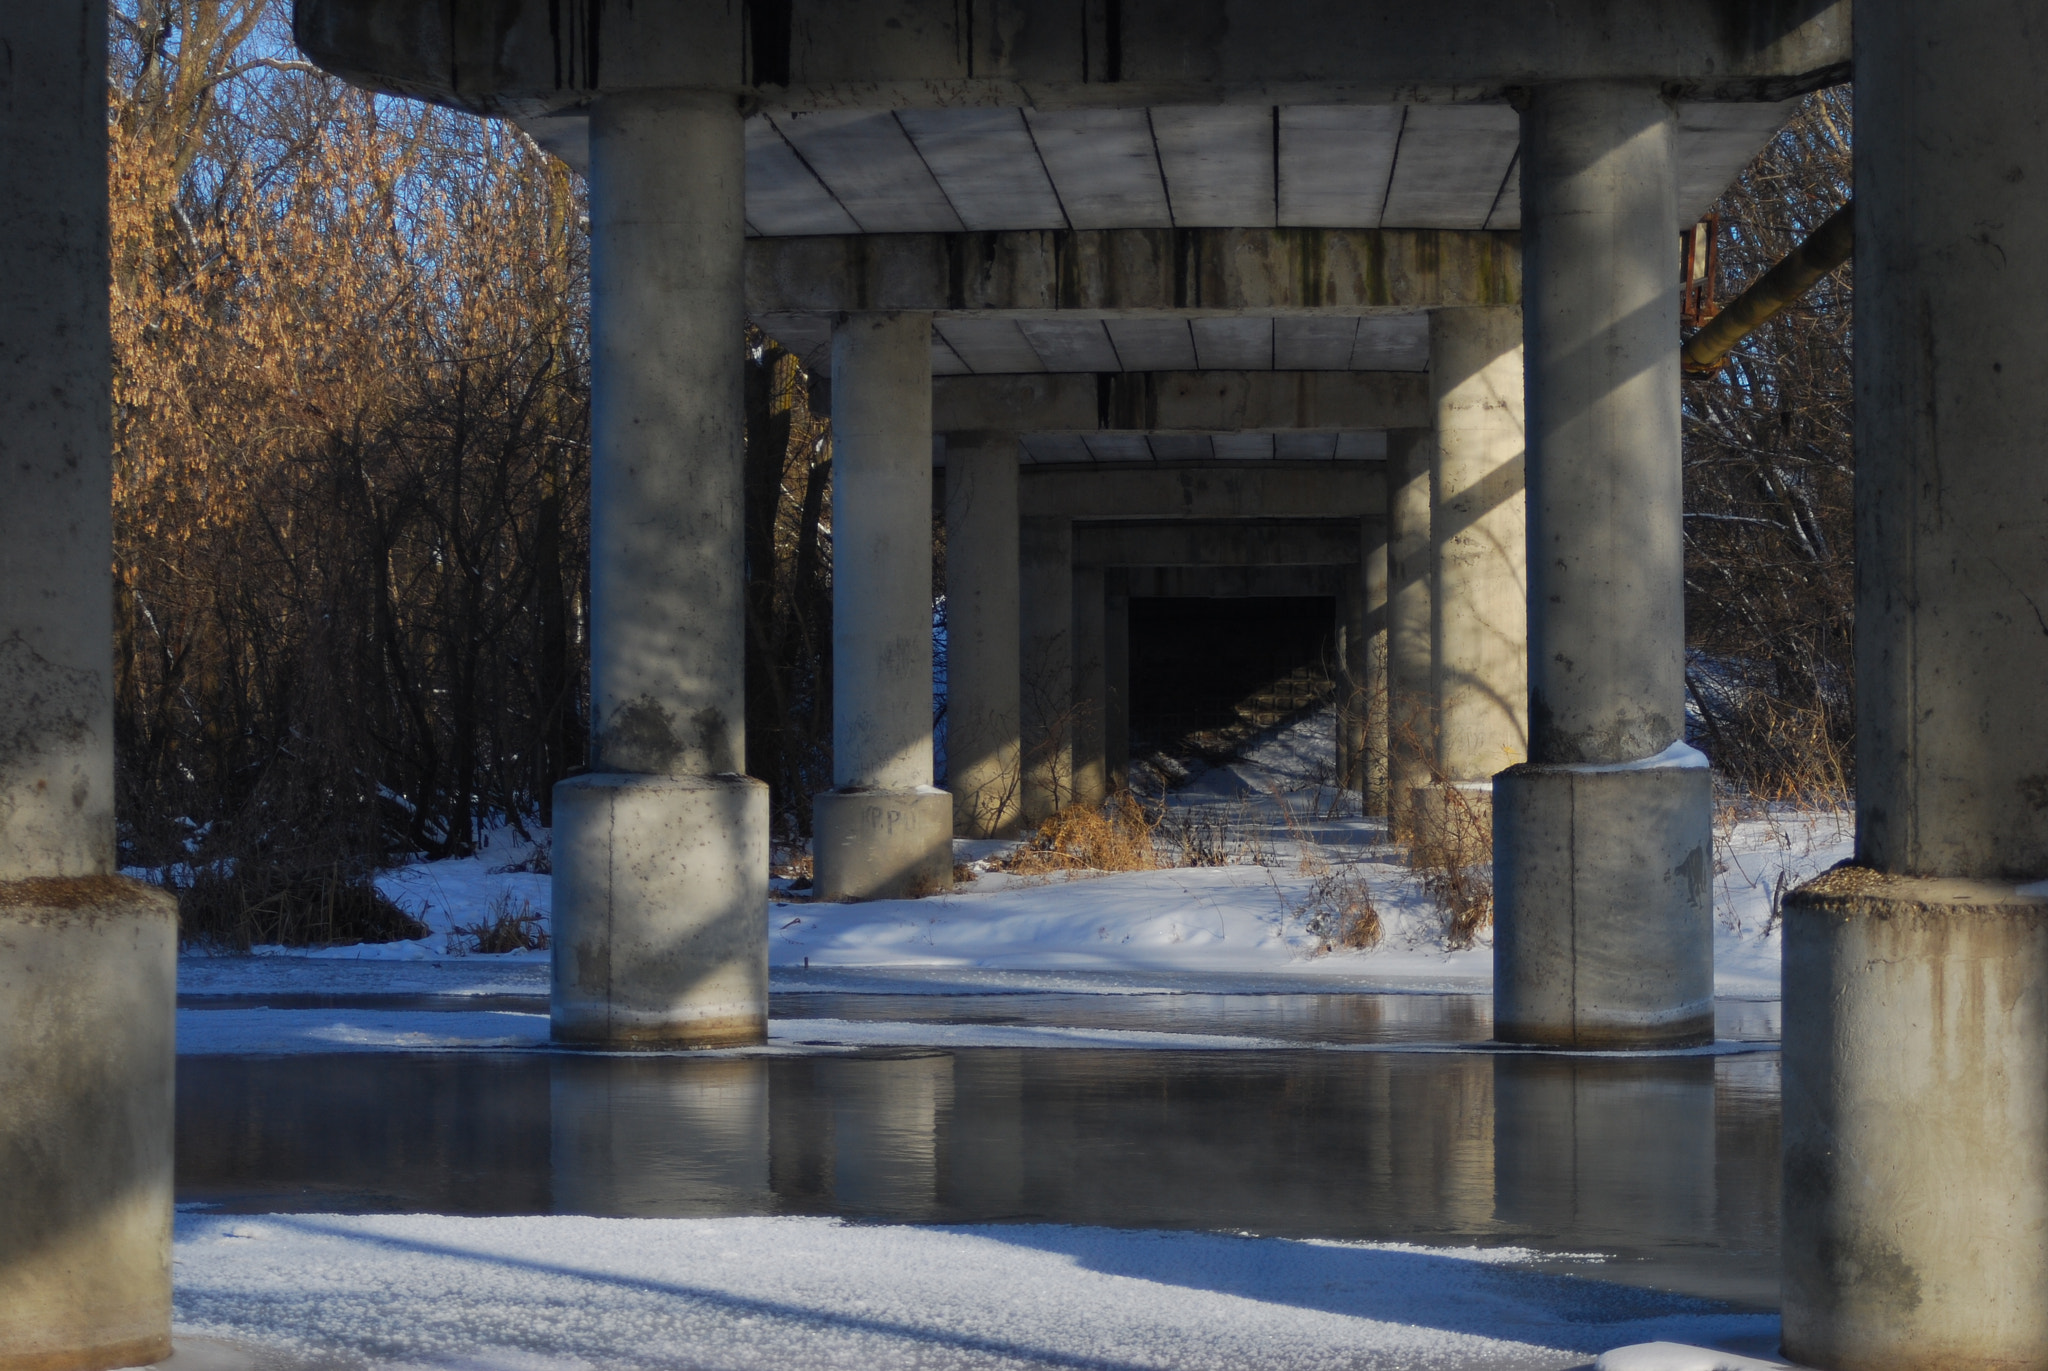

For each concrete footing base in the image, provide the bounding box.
[1782,870,2048,1371]
[813,786,955,901]
[1492,755,1714,1048]
[550,772,768,1048]
[0,878,177,1371]
[1406,781,1494,856]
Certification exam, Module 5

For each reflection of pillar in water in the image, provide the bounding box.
[1492,1056,1715,1242]
[550,1057,770,1217]
[1373,1055,1496,1233]
[942,1053,1026,1218]
[816,1055,954,1218]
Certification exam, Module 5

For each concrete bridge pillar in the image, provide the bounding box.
[1386,429,1436,837]
[1,2,178,1364]
[1363,519,1392,815]
[1781,6,2048,1365]
[1070,562,1109,809]
[943,433,1023,837]
[1104,569,1131,791]
[1419,307,1527,839]
[1018,516,1074,823]
[813,312,952,900]
[551,91,768,1048]
[1494,81,1713,1048]
[1336,557,1370,796]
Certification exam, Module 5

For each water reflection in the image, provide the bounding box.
[179,1046,1779,1302]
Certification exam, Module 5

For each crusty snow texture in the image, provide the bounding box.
[170,1214,1774,1371]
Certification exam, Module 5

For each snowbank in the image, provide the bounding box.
[164,1213,1779,1371]
[172,709,1853,1001]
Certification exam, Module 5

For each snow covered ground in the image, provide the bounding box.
[181,707,1850,1004]
[161,1214,1782,1371]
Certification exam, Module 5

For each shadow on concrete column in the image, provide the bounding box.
[813,312,952,900]
[943,433,1023,837]
[1386,429,1436,838]
[1781,6,2048,1364]
[0,3,178,1365]
[1070,563,1109,808]
[551,92,768,1050]
[1019,516,1074,824]
[1493,81,1712,1051]
[1104,570,1131,791]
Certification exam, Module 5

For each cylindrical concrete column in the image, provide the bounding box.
[1104,570,1130,791]
[1018,516,1074,823]
[1336,564,1368,795]
[943,433,1022,837]
[1493,81,1712,1049]
[1070,562,1109,808]
[553,91,768,1048]
[1782,5,2048,1364]
[1,3,178,1364]
[1429,306,1528,784]
[1386,429,1435,838]
[1363,516,1391,816]
[813,313,951,900]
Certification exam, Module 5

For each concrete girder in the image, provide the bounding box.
[1073,519,1361,569]
[933,371,1429,436]
[1123,565,1349,599]
[294,0,1848,118]
[1018,462,1386,521]
[749,229,1518,321]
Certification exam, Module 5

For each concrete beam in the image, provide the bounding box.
[296,0,1848,116]
[1124,565,1345,599]
[1074,519,1360,568]
[936,371,1428,435]
[751,229,1518,318]
[1019,462,1386,520]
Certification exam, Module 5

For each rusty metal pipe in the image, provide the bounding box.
[1682,199,1854,374]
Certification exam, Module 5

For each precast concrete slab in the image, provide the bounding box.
[812,787,955,901]
[550,773,769,1049]
[1782,872,2048,1371]
[1492,751,1715,1049]
[0,879,177,1371]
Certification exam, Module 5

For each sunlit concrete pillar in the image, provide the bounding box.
[1494,82,1712,1049]
[553,92,768,1047]
[1018,516,1073,823]
[1105,570,1130,790]
[0,3,178,1365]
[1386,429,1435,837]
[1429,306,1528,787]
[944,433,1022,837]
[1363,517,1391,815]
[1781,8,2048,1366]
[813,312,951,900]
[1070,562,1109,808]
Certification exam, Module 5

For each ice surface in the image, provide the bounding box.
[163,1213,1779,1371]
